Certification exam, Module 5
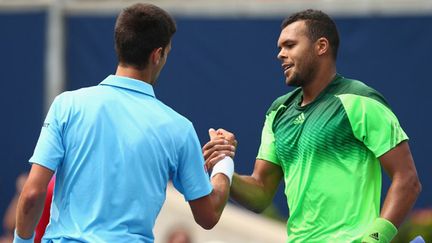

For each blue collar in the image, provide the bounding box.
[99,75,156,98]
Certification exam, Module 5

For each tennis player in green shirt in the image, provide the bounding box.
[203,9,421,243]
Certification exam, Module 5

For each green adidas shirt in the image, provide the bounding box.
[257,75,408,242]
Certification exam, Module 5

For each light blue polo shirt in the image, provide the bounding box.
[29,75,213,243]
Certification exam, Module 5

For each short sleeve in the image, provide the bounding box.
[29,96,66,171]
[172,124,212,201]
[338,94,408,157]
[257,109,281,165]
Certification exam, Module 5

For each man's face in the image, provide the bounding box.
[277,21,317,87]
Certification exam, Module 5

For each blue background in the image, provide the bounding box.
[1,12,431,232]
[0,11,45,227]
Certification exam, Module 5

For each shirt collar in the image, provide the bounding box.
[99,75,156,98]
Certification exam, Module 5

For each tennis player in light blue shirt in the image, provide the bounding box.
[29,75,212,242]
[14,4,234,243]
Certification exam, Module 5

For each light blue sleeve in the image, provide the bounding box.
[29,95,65,171]
[172,123,212,201]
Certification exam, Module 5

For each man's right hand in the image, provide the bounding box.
[202,128,237,171]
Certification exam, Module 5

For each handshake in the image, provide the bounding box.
[202,128,238,184]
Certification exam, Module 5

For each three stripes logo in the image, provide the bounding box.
[369,232,379,241]
[293,113,305,125]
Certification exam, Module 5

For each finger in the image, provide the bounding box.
[205,149,235,170]
[216,128,236,143]
[206,153,227,171]
[202,138,228,151]
[204,146,235,159]
[211,145,235,152]
[205,151,222,169]
[216,128,233,137]
[203,144,232,161]
[209,128,218,140]
[213,150,235,159]
[223,139,237,147]
[202,142,234,160]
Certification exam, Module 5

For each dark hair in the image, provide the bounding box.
[114,3,176,69]
[281,9,339,60]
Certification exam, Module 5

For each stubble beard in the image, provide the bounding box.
[285,55,317,88]
[286,71,303,87]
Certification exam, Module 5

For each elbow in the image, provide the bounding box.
[252,208,265,214]
[413,177,422,198]
[195,213,219,230]
[408,172,422,197]
[199,222,217,230]
[20,187,46,213]
[246,200,271,214]
[249,205,266,214]
[401,173,422,199]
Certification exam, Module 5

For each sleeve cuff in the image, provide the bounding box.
[13,230,35,243]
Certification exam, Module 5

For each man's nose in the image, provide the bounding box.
[277,49,287,60]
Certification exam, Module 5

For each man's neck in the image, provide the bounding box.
[115,65,154,85]
[300,64,336,106]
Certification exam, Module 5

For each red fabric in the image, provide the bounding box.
[34,177,55,243]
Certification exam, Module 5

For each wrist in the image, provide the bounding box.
[361,218,397,243]
[13,230,35,243]
[210,156,234,185]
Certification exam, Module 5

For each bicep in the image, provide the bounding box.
[252,159,283,196]
[25,164,55,191]
[379,141,417,179]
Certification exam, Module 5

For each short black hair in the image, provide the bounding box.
[281,9,339,60]
[114,3,176,69]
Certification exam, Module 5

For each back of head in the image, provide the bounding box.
[281,9,339,60]
[114,3,176,69]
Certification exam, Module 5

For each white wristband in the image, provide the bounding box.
[13,230,35,243]
[211,156,234,185]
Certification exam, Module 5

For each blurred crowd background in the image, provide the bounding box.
[0,0,431,242]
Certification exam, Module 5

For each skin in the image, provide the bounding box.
[277,21,336,106]
[204,20,421,232]
[15,42,234,239]
[16,165,53,238]
[379,141,421,227]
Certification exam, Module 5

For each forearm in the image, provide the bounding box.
[15,188,47,238]
[209,174,231,219]
[230,173,271,213]
[362,142,422,243]
[189,159,232,230]
[380,174,421,227]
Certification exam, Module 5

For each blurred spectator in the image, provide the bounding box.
[393,208,432,242]
[165,226,192,243]
[0,173,28,243]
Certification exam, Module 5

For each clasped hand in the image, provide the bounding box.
[202,128,237,171]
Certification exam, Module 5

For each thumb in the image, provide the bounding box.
[208,128,217,140]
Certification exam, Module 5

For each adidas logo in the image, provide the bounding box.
[293,113,305,125]
[369,232,379,241]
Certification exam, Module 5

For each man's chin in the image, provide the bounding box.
[285,78,300,87]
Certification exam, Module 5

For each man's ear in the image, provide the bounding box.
[316,37,330,56]
[151,47,163,65]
